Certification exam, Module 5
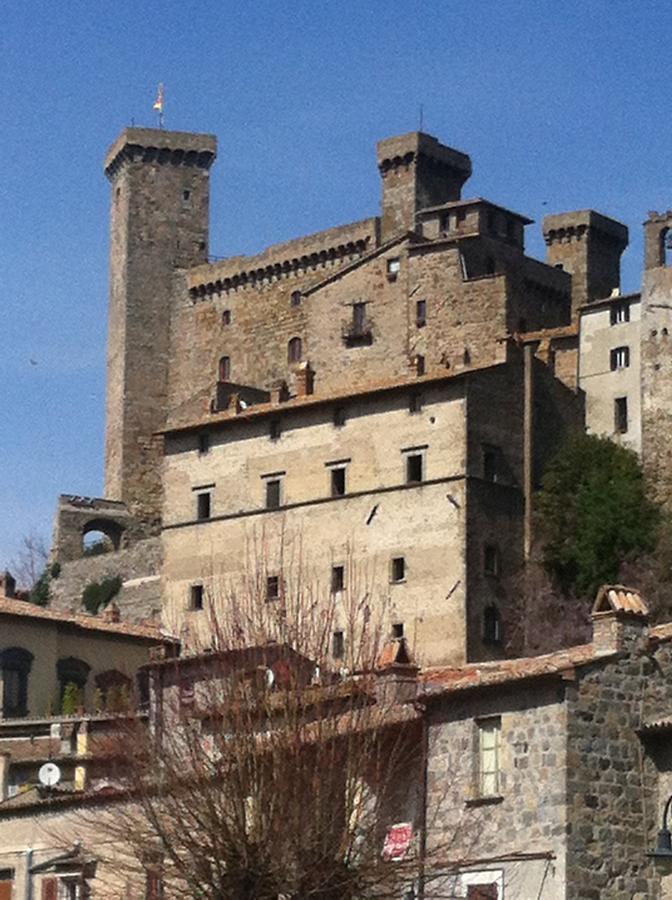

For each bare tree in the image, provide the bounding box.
[9,530,49,591]
[77,537,471,898]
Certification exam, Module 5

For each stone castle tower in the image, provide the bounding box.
[103,128,217,528]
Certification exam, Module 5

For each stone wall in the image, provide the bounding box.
[49,536,162,624]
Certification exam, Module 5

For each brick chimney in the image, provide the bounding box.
[375,638,419,704]
[100,602,121,624]
[0,571,16,599]
[293,362,314,398]
[591,584,648,653]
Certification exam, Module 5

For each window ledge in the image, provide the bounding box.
[465,795,504,808]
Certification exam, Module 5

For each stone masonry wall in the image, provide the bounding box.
[49,536,162,624]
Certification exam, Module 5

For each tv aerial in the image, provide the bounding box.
[38,762,61,789]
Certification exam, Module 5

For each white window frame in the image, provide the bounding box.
[477,717,501,797]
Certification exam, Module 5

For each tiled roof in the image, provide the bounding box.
[160,361,500,435]
[647,622,672,645]
[419,643,617,698]
[0,595,175,643]
[592,584,648,617]
[517,323,579,343]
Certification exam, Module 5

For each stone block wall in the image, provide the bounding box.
[49,536,162,624]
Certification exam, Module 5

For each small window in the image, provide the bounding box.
[482,445,499,483]
[266,575,280,602]
[266,478,281,509]
[189,584,204,611]
[333,406,346,427]
[331,565,345,593]
[484,544,500,577]
[390,556,406,583]
[221,309,231,326]
[392,622,404,638]
[197,491,211,520]
[288,337,302,364]
[270,419,282,441]
[353,302,367,333]
[331,466,346,497]
[416,299,427,328]
[478,717,501,797]
[610,346,630,370]
[387,258,401,279]
[291,290,302,307]
[409,393,423,414]
[218,355,231,381]
[483,605,502,644]
[183,190,190,201]
[332,630,345,659]
[415,355,426,376]
[615,397,628,434]
[198,432,210,455]
[610,301,630,325]
[406,453,423,484]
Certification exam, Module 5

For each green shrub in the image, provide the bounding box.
[61,682,82,716]
[82,575,122,615]
[49,561,61,579]
[537,434,660,596]
[29,571,50,607]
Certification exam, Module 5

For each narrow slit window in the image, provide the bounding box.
[331,565,345,593]
[266,478,281,509]
[478,718,502,797]
[291,290,302,307]
[197,492,211,521]
[484,544,500,577]
[390,556,406,583]
[198,432,210,455]
[332,630,345,659]
[218,355,231,381]
[333,406,346,427]
[331,467,346,497]
[416,299,427,328]
[392,622,404,638]
[189,584,204,611]
[610,302,630,325]
[221,309,231,326]
[615,397,628,434]
[353,302,366,333]
[266,575,280,602]
[288,337,302,364]
[483,605,502,643]
[270,419,282,441]
[406,453,423,483]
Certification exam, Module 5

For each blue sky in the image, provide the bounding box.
[0,1,669,568]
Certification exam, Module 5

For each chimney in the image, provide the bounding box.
[591,584,648,653]
[100,602,121,624]
[270,380,289,404]
[377,132,472,241]
[375,638,419,704]
[0,571,16,599]
[293,362,314,398]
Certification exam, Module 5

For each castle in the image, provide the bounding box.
[46,126,672,667]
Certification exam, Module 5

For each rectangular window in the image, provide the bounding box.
[387,258,400,280]
[478,718,501,797]
[610,301,630,325]
[333,406,346,427]
[198,432,210,455]
[270,419,282,441]
[615,396,628,434]
[197,491,211,520]
[331,466,346,497]
[331,565,345,593]
[406,453,423,483]
[390,556,406,583]
[416,299,427,327]
[332,630,345,659]
[266,575,280,602]
[265,478,281,509]
[189,584,204,611]
[484,544,500,577]
[392,622,404,638]
[353,302,367,333]
[221,309,231,326]
[610,346,630,370]
[409,393,423,414]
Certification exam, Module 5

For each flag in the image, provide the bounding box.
[153,83,164,113]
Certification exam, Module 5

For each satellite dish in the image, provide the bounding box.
[38,762,61,788]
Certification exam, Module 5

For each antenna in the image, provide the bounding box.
[38,762,61,789]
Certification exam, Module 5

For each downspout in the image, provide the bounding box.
[523,344,534,560]
[417,703,429,900]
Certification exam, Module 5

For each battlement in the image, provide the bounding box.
[187,217,378,298]
[104,127,217,180]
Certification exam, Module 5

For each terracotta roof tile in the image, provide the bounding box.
[419,643,617,697]
[0,595,175,643]
[592,584,648,617]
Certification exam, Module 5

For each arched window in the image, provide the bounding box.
[95,669,132,712]
[1,647,33,718]
[218,355,231,382]
[483,605,502,644]
[288,337,302,364]
[57,657,91,706]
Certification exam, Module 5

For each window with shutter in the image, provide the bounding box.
[41,879,58,900]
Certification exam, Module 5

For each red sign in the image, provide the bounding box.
[382,822,413,860]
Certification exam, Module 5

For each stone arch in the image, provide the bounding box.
[52,495,132,563]
[82,517,124,553]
